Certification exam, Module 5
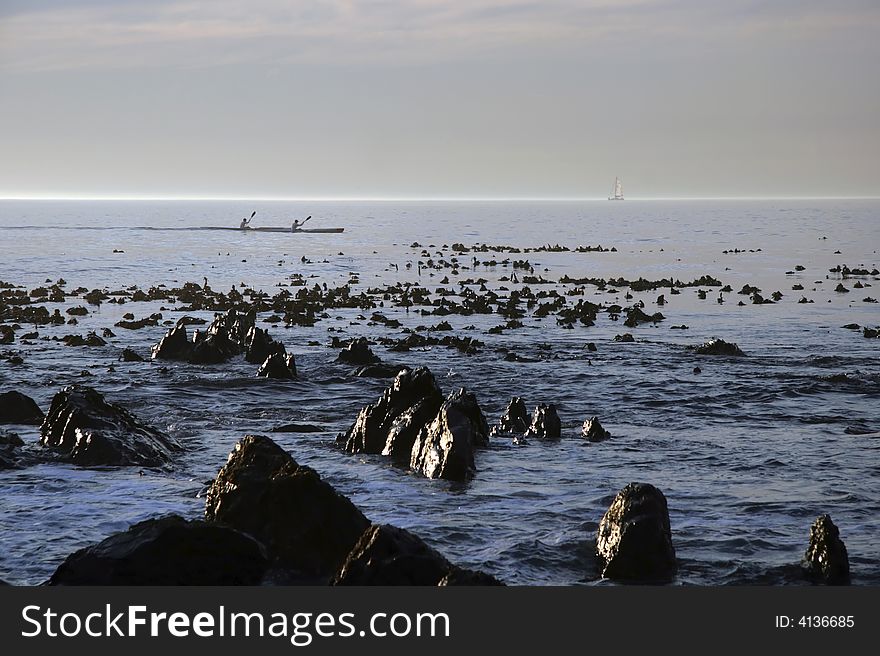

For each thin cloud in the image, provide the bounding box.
[2,0,877,73]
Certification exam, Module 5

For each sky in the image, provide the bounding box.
[1,0,878,199]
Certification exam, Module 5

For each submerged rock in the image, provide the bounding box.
[624,307,665,328]
[332,524,503,586]
[0,390,44,425]
[49,515,267,585]
[340,366,443,460]
[336,337,380,365]
[693,338,745,356]
[0,326,14,344]
[205,435,369,578]
[39,385,180,466]
[524,403,561,439]
[410,389,489,481]
[352,363,407,378]
[257,352,298,379]
[120,348,145,362]
[581,416,611,442]
[490,396,529,435]
[596,482,677,583]
[802,514,849,585]
[613,333,635,343]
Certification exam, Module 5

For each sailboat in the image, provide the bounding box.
[608,176,624,200]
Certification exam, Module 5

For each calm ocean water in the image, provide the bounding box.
[1,199,878,585]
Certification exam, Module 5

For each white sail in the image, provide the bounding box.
[609,176,624,200]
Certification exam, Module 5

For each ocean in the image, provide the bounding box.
[1,198,878,585]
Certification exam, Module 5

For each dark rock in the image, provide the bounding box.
[40,385,180,466]
[524,403,561,439]
[835,283,849,293]
[340,366,443,459]
[0,326,13,344]
[49,515,267,585]
[410,389,489,481]
[596,482,677,583]
[151,323,191,360]
[864,327,879,339]
[693,366,702,374]
[245,326,285,364]
[802,514,849,585]
[490,396,529,435]
[205,435,369,577]
[693,338,745,356]
[581,416,611,442]
[613,333,635,342]
[585,342,597,352]
[0,431,25,446]
[624,307,665,328]
[438,567,505,586]
[120,348,144,362]
[257,352,298,379]
[352,363,408,378]
[332,524,500,586]
[332,524,451,585]
[0,390,44,425]
[336,337,380,365]
[270,423,324,433]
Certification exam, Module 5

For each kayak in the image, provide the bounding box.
[204,227,345,233]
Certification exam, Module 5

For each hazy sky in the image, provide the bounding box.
[1,0,878,199]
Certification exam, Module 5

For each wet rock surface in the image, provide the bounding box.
[693,338,745,356]
[524,403,562,439]
[581,416,611,442]
[48,515,267,585]
[596,482,677,583]
[410,388,489,481]
[802,514,850,585]
[0,390,44,425]
[490,396,529,435]
[336,337,380,365]
[257,352,298,379]
[39,385,180,466]
[332,523,500,586]
[205,435,369,578]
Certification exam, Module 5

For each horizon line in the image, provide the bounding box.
[2,195,879,202]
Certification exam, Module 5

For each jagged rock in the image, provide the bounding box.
[352,363,407,378]
[120,348,144,362]
[802,514,849,585]
[490,397,529,435]
[410,389,489,481]
[524,403,561,439]
[340,367,443,460]
[245,326,285,364]
[693,338,745,356]
[581,416,611,442]
[332,524,500,586]
[0,326,13,344]
[48,515,267,585]
[0,390,44,425]
[624,307,665,328]
[596,482,677,583]
[40,385,180,466]
[336,337,380,365]
[257,352,298,379]
[151,322,191,360]
[438,567,505,586]
[613,333,635,342]
[205,435,369,577]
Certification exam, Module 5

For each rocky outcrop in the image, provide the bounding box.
[120,348,145,362]
[581,416,611,442]
[257,352,298,379]
[490,397,529,435]
[339,367,443,460]
[39,385,180,466]
[410,389,489,481]
[151,308,262,365]
[0,390,44,425]
[596,482,677,583]
[245,326,286,364]
[332,524,502,586]
[336,337,380,365]
[49,515,267,585]
[205,435,369,578]
[802,514,850,585]
[524,403,561,439]
[693,338,745,356]
[624,306,665,328]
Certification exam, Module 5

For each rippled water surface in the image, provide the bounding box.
[1,199,878,585]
